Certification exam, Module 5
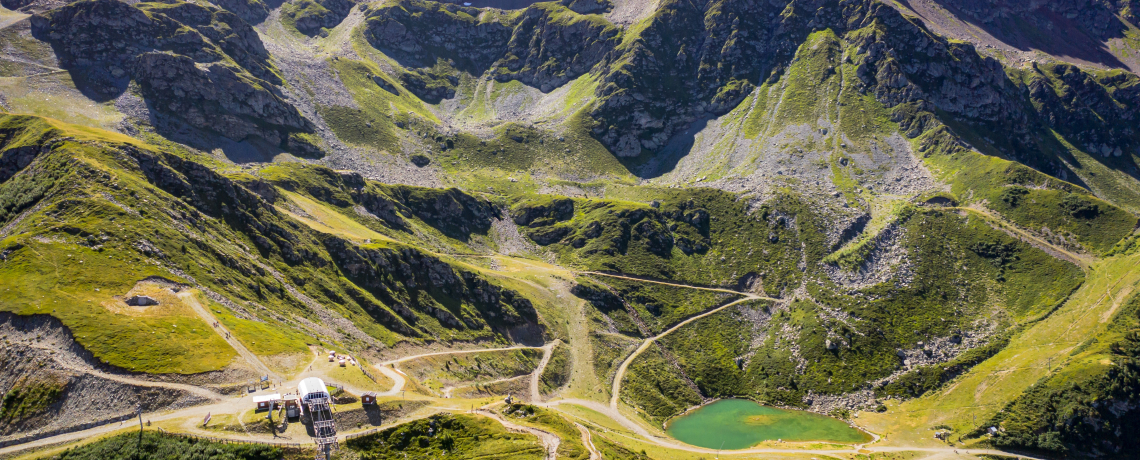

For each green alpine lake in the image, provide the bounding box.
[665,399,872,449]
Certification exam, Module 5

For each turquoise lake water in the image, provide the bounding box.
[665,399,872,450]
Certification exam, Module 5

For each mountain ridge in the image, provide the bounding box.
[1,0,1140,457]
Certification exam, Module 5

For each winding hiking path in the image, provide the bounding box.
[442,375,527,399]
[950,205,1094,271]
[13,324,225,402]
[179,291,276,380]
[529,340,559,403]
[371,345,547,397]
[577,269,783,410]
[607,294,769,409]
[578,271,773,297]
[475,409,560,460]
[574,422,601,460]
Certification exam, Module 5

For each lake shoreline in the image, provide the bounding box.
[664,398,873,450]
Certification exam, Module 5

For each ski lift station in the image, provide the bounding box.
[298,377,338,460]
[298,377,331,403]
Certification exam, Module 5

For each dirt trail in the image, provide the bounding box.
[370,345,547,397]
[529,340,558,403]
[609,296,761,409]
[474,409,560,460]
[376,365,407,397]
[574,422,601,460]
[579,271,778,300]
[179,291,276,380]
[12,323,225,402]
[442,375,527,399]
[953,206,1094,271]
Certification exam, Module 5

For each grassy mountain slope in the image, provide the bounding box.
[0,114,555,375]
[2,0,1140,455]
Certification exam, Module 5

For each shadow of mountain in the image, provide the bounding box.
[899,0,1129,69]
[439,0,544,8]
[625,115,713,180]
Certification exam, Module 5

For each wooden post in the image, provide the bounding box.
[136,404,143,460]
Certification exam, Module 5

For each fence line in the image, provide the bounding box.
[157,429,306,450]
[360,366,377,383]
[343,427,384,441]
[0,413,135,448]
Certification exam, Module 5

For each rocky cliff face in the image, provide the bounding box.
[495,3,621,91]
[29,0,316,152]
[359,0,1136,168]
[928,0,1139,36]
[1026,64,1140,160]
[323,238,542,341]
[362,0,620,97]
[363,0,513,73]
[282,0,355,36]
[206,0,272,24]
[580,0,1140,181]
[582,0,1024,156]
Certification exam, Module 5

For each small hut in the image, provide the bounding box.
[361,392,377,405]
[253,393,281,411]
[284,397,301,418]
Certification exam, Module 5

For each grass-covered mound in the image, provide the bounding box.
[345,413,544,459]
[0,375,65,429]
[512,188,813,293]
[499,403,590,460]
[400,348,542,394]
[47,431,283,460]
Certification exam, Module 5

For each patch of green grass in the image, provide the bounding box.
[500,403,590,459]
[47,431,283,460]
[0,240,238,374]
[438,111,632,184]
[589,331,638,395]
[401,349,541,393]
[986,185,1136,254]
[539,342,572,395]
[345,412,544,459]
[900,104,1137,254]
[771,30,843,130]
[597,277,741,334]
[202,293,313,358]
[0,376,65,424]
[982,293,1140,456]
[619,345,702,425]
[320,57,438,153]
[517,187,814,292]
